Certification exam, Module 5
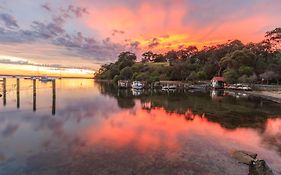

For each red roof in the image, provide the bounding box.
[212,76,224,81]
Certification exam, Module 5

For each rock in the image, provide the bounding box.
[239,150,257,159]
[231,150,274,175]
[249,160,274,175]
[232,150,255,165]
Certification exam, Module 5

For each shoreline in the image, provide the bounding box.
[246,91,281,104]
[95,79,281,104]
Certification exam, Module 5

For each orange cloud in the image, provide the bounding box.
[79,0,281,53]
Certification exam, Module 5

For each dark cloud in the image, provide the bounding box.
[41,2,88,18]
[130,41,140,49]
[0,27,37,43]
[31,20,65,39]
[54,32,125,62]
[112,29,125,36]
[0,58,29,65]
[148,38,160,48]
[0,4,123,63]
[41,2,52,12]
[67,5,89,18]
[103,37,111,44]
[0,13,19,29]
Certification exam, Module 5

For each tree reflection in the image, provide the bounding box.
[96,82,281,130]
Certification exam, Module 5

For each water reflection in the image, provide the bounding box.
[0,80,280,175]
[16,78,20,108]
[2,78,6,106]
[52,80,56,115]
[210,89,225,101]
[33,79,36,111]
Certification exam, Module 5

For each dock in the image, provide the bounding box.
[0,77,57,115]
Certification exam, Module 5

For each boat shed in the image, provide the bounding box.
[211,76,225,89]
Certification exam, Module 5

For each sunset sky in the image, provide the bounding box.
[0,0,281,73]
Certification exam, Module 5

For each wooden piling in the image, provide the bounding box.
[3,78,6,106]
[52,79,56,115]
[33,79,36,111]
[16,78,20,108]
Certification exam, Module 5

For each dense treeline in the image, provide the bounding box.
[95,28,281,84]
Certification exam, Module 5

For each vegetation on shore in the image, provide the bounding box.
[95,28,281,84]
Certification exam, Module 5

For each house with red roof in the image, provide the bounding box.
[211,76,225,89]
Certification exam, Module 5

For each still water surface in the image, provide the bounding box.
[0,79,280,175]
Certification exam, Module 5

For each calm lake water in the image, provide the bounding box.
[0,78,280,175]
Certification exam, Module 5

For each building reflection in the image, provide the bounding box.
[210,89,225,101]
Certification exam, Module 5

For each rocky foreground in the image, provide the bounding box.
[232,150,274,175]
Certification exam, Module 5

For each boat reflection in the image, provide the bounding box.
[131,88,143,96]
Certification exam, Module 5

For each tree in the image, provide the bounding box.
[187,71,198,81]
[141,51,155,63]
[265,28,281,51]
[223,69,239,83]
[238,66,254,76]
[98,64,111,74]
[165,50,178,65]
[196,71,207,80]
[109,64,119,79]
[119,67,133,80]
[177,46,198,62]
[238,75,249,83]
[248,74,258,84]
[260,71,276,84]
[117,51,137,70]
[224,49,255,68]
[154,54,166,62]
[118,51,137,62]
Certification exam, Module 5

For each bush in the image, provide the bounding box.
[223,69,239,83]
[113,75,119,83]
[120,67,133,80]
[238,66,254,76]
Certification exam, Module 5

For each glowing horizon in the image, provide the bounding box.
[0,63,95,78]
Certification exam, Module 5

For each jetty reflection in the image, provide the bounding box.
[33,79,36,111]
[2,77,6,106]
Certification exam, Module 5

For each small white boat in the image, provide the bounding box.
[39,76,55,82]
[228,84,252,91]
[24,77,37,80]
[162,85,177,90]
[131,81,144,89]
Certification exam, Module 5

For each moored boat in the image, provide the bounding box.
[39,76,55,82]
[227,84,252,91]
[131,81,144,89]
[162,85,177,90]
